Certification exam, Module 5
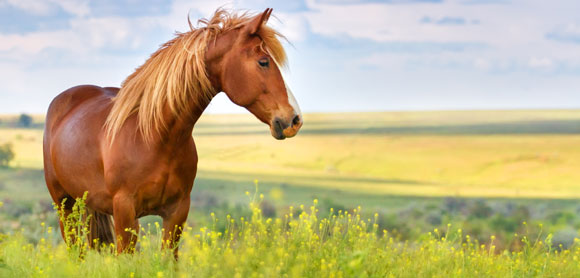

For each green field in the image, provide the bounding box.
[2,110,580,199]
[1,110,580,277]
[2,198,580,278]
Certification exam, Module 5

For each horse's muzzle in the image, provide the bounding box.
[271,114,302,140]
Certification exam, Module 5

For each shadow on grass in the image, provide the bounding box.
[5,166,580,210]
[193,119,580,136]
[4,119,580,136]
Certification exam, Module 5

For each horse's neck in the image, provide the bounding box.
[159,99,209,145]
[204,31,238,93]
[156,33,232,144]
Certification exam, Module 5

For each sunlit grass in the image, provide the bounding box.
[3,111,580,198]
[0,128,43,169]
[1,194,580,277]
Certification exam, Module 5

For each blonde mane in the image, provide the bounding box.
[104,9,287,144]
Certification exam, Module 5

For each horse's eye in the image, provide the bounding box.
[258,58,269,67]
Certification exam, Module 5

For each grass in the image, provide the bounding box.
[3,110,580,198]
[192,110,580,199]
[1,110,580,277]
[3,195,580,278]
[0,128,43,169]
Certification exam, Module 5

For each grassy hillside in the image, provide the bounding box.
[2,110,580,198]
[1,110,580,277]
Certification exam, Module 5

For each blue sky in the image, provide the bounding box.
[0,0,579,114]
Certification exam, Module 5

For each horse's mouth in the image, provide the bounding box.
[270,115,302,140]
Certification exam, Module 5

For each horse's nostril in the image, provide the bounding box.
[292,115,301,126]
[275,119,283,130]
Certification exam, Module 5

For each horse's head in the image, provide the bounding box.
[210,9,302,140]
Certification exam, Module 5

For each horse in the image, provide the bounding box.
[43,8,302,256]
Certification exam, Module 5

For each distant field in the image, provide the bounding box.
[1,110,580,199]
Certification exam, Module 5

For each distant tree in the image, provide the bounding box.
[0,143,14,167]
[18,113,33,127]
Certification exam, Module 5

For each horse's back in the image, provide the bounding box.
[44,85,118,203]
[45,85,117,134]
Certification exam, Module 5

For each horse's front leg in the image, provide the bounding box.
[112,193,138,253]
[162,196,190,259]
[55,197,75,244]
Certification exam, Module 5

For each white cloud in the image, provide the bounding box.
[0,0,305,61]
[1,0,89,16]
[0,0,269,115]
[473,58,491,70]
[1,0,579,113]
[0,17,161,64]
[68,16,159,49]
[299,0,580,74]
[1,0,56,16]
[269,12,309,42]
[53,0,90,17]
[528,57,553,70]
[547,22,580,44]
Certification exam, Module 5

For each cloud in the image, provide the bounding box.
[546,23,580,44]
[420,16,468,25]
[315,0,442,4]
[302,0,497,43]
[0,0,90,34]
[236,0,310,12]
[88,0,170,17]
[0,17,163,62]
[473,58,491,70]
[1,0,580,113]
[269,13,310,42]
[301,0,580,73]
[0,0,59,16]
[53,0,90,16]
[0,6,72,33]
[0,0,89,16]
[527,57,553,70]
[460,0,509,4]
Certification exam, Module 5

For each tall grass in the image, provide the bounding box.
[1,192,580,277]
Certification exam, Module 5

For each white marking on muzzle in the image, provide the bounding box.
[273,55,301,119]
[286,84,301,117]
[280,72,301,118]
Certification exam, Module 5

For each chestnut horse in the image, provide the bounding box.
[43,8,302,255]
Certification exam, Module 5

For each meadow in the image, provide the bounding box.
[1,110,580,277]
[3,195,580,277]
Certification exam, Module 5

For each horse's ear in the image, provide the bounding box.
[245,8,273,35]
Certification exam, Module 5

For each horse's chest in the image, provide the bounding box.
[106,141,197,217]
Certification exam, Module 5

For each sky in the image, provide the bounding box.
[0,0,579,114]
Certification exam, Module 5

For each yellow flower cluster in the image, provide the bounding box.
[1,197,580,277]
